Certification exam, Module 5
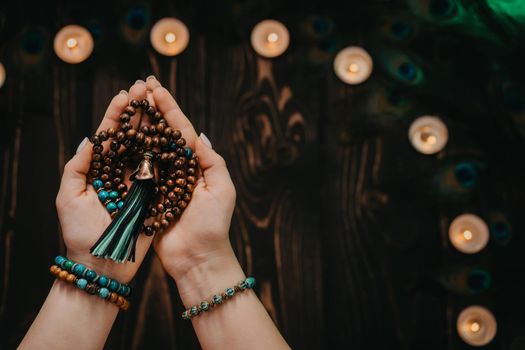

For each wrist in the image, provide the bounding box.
[171,247,246,308]
[65,252,136,284]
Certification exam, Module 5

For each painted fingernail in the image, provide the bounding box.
[135,80,145,85]
[146,75,156,80]
[199,133,213,149]
[76,137,89,154]
[119,90,128,95]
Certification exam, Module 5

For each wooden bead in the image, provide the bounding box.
[160,137,168,147]
[120,114,130,123]
[145,226,155,236]
[152,221,161,231]
[152,136,160,146]
[154,111,163,121]
[140,125,149,134]
[149,207,158,216]
[92,153,102,161]
[58,270,69,280]
[168,152,177,161]
[104,181,113,189]
[149,125,157,135]
[66,273,77,283]
[164,127,173,137]
[107,128,116,137]
[91,135,101,145]
[157,203,165,212]
[116,131,125,141]
[141,99,149,108]
[175,178,187,187]
[135,132,145,143]
[117,184,127,192]
[92,162,102,169]
[167,192,177,201]
[50,265,61,275]
[126,129,137,139]
[146,106,156,116]
[172,130,182,140]
[100,174,110,181]
[176,138,186,147]
[99,130,108,141]
[144,137,152,148]
[173,187,184,195]
[186,184,195,192]
[187,176,196,184]
[110,141,120,151]
[176,148,185,156]
[177,200,188,209]
[188,159,197,167]
[183,193,192,202]
[93,144,103,153]
[160,153,169,162]
[159,185,168,194]
[172,207,182,216]
[161,219,169,228]
[124,106,135,115]
[156,123,165,134]
[187,168,196,175]
[121,123,132,132]
[109,292,118,303]
[165,211,175,222]
[166,179,174,187]
[175,170,185,178]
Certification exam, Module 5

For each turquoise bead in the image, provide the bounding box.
[182,310,190,320]
[109,191,119,200]
[93,179,104,190]
[64,260,74,271]
[109,280,120,292]
[245,277,256,289]
[117,200,125,209]
[200,301,210,311]
[98,190,109,202]
[184,147,193,159]
[190,306,199,316]
[85,270,97,281]
[76,278,88,290]
[55,256,66,266]
[169,142,177,150]
[226,287,235,297]
[72,264,86,276]
[98,276,109,287]
[119,285,130,297]
[98,288,110,299]
[212,294,223,305]
[106,202,117,212]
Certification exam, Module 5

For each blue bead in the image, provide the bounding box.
[54,256,66,266]
[184,147,193,159]
[98,276,110,287]
[109,280,120,292]
[182,310,190,320]
[93,179,104,190]
[106,202,117,212]
[98,288,110,299]
[226,287,235,297]
[109,191,119,200]
[85,270,97,281]
[117,200,125,209]
[245,277,256,289]
[72,264,86,276]
[212,294,223,305]
[169,142,177,150]
[119,285,130,297]
[200,301,210,311]
[76,278,88,290]
[98,190,109,202]
[190,306,199,316]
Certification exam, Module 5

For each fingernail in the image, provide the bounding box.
[135,80,145,85]
[146,75,156,81]
[199,133,213,149]
[119,90,128,95]
[76,137,89,154]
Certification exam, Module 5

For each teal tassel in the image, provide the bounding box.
[90,154,155,263]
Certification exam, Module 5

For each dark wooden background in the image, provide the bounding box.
[1,0,525,349]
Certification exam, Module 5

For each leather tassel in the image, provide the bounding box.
[90,153,155,263]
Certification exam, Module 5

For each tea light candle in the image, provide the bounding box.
[457,305,497,346]
[54,25,94,64]
[0,63,5,88]
[250,20,290,58]
[333,46,373,85]
[408,115,448,154]
[449,214,489,254]
[150,18,189,56]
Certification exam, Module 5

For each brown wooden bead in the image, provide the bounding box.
[188,159,197,167]
[93,144,103,153]
[114,168,123,176]
[173,187,184,195]
[90,169,100,177]
[154,111,163,121]
[92,162,102,169]
[176,138,186,147]
[186,184,195,192]
[166,179,174,187]
[174,159,184,169]
[163,199,173,208]
[183,193,192,202]
[160,152,169,162]
[86,284,98,295]
[140,125,149,134]
[124,106,136,115]
[165,211,175,222]
[156,123,165,134]
[121,123,132,131]
[109,292,118,303]
[161,219,169,228]
[152,221,161,231]
[66,274,77,283]
[172,207,182,216]
[116,131,126,141]
[175,178,187,187]
[91,135,101,145]
[92,153,102,161]
[110,140,120,151]
[107,128,116,137]
[103,157,112,165]
[177,200,188,209]
[102,165,111,173]
[126,129,137,139]
[187,168,196,175]
[146,106,156,116]
[104,181,113,189]
[100,174,110,181]
[99,130,108,141]
[58,270,69,280]
[130,99,140,108]
[164,127,173,137]
[172,130,182,140]
[120,114,130,123]
[108,150,117,158]
[145,226,154,236]
[117,295,125,306]
[121,301,130,311]
[149,207,158,216]
[144,137,152,148]
[156,203,165,212]
[168,152,177,161]
[187,176,196,184]
[50,265,61,274]
[160,137,168,146]
[152,136,160,146]
[176,147,184,156]
[135,132,145,143]
[113,177,122,185]
[168,192,177,201]
[175,170,185,178]
[149,125,158,135]
[159,185,168,194]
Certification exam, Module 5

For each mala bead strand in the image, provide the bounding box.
[88,98,197,237]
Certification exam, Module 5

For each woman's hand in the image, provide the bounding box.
[55,81,152,283]
[145,78,243,305]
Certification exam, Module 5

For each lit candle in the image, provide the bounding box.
[333,46,373,85]
[457,305,497,346]
[448,214,489,254]
[150,18,189,56]
[251,20,290,58]
[408,115,448,154]
[0,62,5,88]
[54,25,94,64]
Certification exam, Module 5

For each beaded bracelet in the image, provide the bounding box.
[51,256,131,310]
[182,277,256,320]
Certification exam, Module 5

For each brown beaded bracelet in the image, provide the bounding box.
[49,265,130,310]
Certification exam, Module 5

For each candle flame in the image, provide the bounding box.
[463,230,473,241]
[165,32,176,44]
[66,38,78,49]
[267,32,279,43]
[470,321,481,333]
[348,63,360,73]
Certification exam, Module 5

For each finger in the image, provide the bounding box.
[195,133,234,193]
[152,86,198,149]
[128,80,148,130]
[56,137,93,206]
[145,75,161,91]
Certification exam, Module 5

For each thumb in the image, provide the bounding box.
[196,133,234,195]
[57,137,93,206]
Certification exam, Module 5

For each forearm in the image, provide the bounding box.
[19,279,119,350]
[174,248,290,350]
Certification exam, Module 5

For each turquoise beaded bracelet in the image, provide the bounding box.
[182,277,256,320]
